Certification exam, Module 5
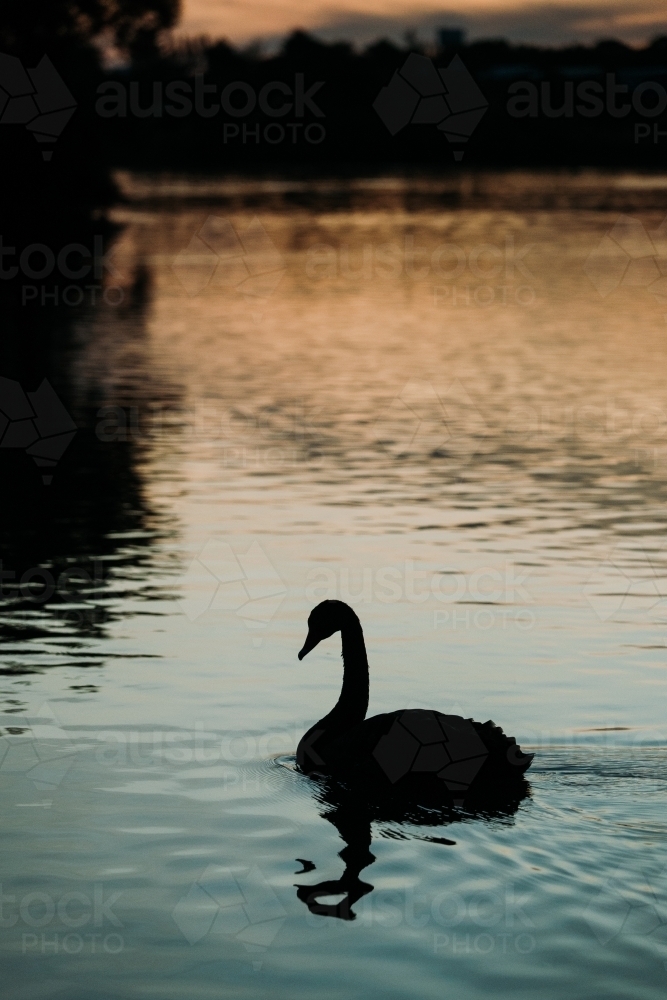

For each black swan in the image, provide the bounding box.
[296,600,533,798]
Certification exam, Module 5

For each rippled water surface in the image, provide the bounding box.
[2,174,667,998]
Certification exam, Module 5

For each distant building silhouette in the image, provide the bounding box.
[438,28,466,49]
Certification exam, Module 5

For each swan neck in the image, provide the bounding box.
[335,618,369,723]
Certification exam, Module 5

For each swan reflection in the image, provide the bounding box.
[294,770,531,921]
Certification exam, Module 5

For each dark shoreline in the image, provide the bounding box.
[113,169,667,213]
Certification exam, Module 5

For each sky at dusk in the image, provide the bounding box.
[176,0,667,48]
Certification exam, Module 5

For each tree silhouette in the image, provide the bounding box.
[0,1,181,60]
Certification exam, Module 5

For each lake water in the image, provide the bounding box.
[3,173,667,998]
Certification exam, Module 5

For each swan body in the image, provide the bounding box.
[296,600,533,796]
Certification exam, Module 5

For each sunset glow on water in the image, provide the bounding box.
[3,173,667,998]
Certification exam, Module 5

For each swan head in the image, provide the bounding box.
[298,600,358,660]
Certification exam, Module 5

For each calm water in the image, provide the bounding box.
[3,174,667,998]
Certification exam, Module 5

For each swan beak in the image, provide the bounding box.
[298,630,320,660]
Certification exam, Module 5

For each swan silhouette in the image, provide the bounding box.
[296,600,533,797]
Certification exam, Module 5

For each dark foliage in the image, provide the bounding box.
[92,31,667,174]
